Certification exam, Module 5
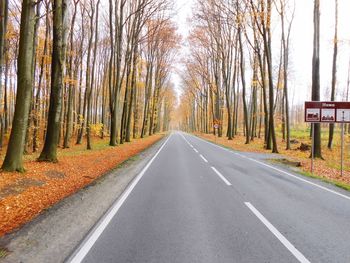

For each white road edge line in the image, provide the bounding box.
[193,148,199,153]
[245,202,310,263]
[211,166,232,186]
[200,154,208,163]
[247,157,350,201]
[67,134,172,263]
[188,133,350,201]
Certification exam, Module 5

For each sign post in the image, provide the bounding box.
[311,123,314,174]
[341,111,345,177]
[305,101,350,176]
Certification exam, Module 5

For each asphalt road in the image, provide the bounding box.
[67,132,350,263]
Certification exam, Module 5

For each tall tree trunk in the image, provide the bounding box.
[141,63,153,138]
[76,5,86,145]
[2,0,37,171]
[238,26,250,144]
[0,0,9,149]
[86,0,100,150]
[279,0,294,150]
[108,0,116,145]
[265,0,278,153]
[120,47,132,144]
[24,3,41,154]
[4,53,9,133]
[33,5,50,152]
[311,0,322,158]
[328,0,338,149]
[126,45,138,142]
[63,0,79,149]
[39,0,68,162]
[133,66,140,139]
[109,0,125,146]
[250,57,258,141]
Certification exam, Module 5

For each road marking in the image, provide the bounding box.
[188,133,232,153]
[179,133,191,144]
[188,133,350,201]
[67,134,172,263]
[245,202,310,263]
[211,166,232,186]
[179,133,195,148]
[193,148,199,153]
[246,157,350,201]
[200,154,208,163]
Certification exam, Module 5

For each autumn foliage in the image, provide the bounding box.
[0,134,164,236]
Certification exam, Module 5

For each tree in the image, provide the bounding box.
[63,0,80,149]
[33,0,50,152]
[238,18,250,144]
[0,0,9,148]
[311,0,322,158]
[108,0,127,146]
[2,0,37,171]
[86,0,100,150]
[328,0,338,149]
[264,0,278,153]
[0,0,8,106]
[275,0,294,150]
[38,0,68,162]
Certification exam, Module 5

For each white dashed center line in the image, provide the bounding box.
[211,167,232,186]
[200,154,208,163]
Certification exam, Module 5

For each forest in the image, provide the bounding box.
[0,0,178,172]
[0,0,348,174]
[178,0,347,163]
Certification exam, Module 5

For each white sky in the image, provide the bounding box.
[172,0,350,105]
[172,0,194,100]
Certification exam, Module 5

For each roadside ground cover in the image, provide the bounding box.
[0,134,164,236]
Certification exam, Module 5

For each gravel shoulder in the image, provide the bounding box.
[0,137,167,263]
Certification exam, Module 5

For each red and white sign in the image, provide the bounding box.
[305,101,350,123]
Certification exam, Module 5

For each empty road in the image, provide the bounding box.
[67,132,350,263]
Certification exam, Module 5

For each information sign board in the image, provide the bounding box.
[305,102,350,123]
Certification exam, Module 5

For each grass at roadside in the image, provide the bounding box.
[0,134,165,237]
[299,171,350,192]
[194,131,350,192]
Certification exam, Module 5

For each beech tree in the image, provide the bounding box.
[2,0,38,171]
[38,0,68,162]
[311,0,322,158]
[63,0,80,149]
[0,0,9,147]
[328,0,338,149]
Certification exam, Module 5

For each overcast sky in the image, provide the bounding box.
[172,0,350,105]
